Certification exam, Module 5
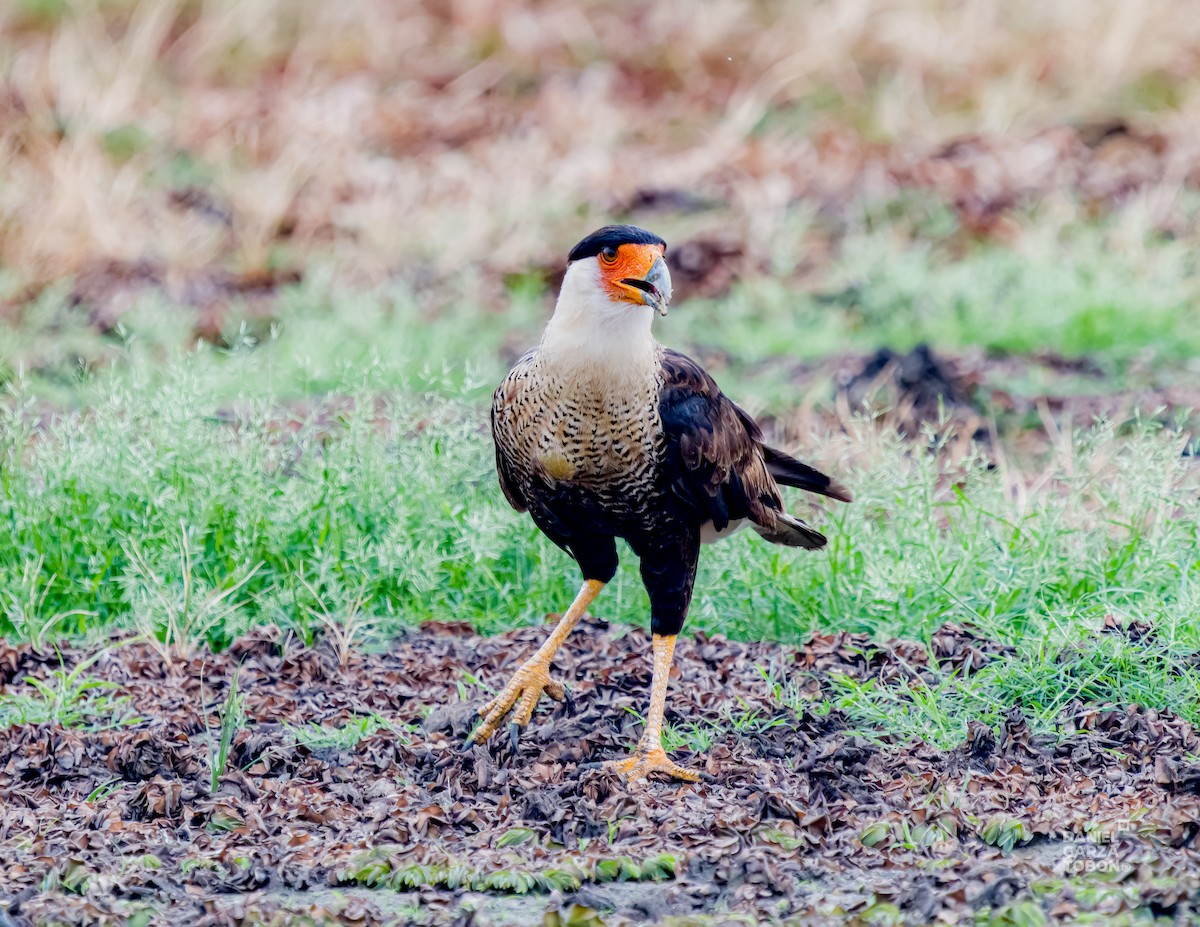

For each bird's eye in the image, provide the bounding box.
[599,246,618,264]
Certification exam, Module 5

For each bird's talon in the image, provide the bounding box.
[603,746,701,783]
[509,722,521,753]
[470,657,563,745]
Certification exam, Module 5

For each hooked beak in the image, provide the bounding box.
[621,255,673,317]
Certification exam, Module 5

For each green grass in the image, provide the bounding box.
[284,713,400,751]
[6,210,1200,411]
[3,209,1200,748]
[1,348,1198,747]
[337,847,678,895]
[206,669,245,792]
[819,614,1200,750]
[0,652,137,730]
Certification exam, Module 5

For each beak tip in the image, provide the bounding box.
[648,255,672,316]
[619,255,672,316]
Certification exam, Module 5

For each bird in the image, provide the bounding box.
[472,224,851,782]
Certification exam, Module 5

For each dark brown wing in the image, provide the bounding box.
[762,445,853,503]
[658,349,832,549]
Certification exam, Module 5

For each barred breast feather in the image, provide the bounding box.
[491,347,663,529]
[491,345,850,551]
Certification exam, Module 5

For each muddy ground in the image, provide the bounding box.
[3,619,1200,926]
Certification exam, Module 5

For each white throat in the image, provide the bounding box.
[539,260,658,381]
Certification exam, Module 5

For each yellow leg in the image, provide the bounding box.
[471,579,604,745]
[607,634,700,783]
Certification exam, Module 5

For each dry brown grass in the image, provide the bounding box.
[2,0,1199,291]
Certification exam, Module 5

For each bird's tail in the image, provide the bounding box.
[762,446,853,503]
[753,512,827,549]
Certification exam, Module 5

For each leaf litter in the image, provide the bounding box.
[2,618,1199,925]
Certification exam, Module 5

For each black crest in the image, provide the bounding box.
[567,225,666,263]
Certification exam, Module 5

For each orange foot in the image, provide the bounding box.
[471,657,565,746]
[605,746,700,783]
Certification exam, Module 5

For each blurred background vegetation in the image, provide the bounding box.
[2,0,1199,404]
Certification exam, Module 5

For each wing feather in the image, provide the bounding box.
[658,349,838,549]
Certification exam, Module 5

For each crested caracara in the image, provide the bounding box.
[472,225,851,782]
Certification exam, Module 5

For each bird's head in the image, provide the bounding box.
[541,225,673,367]
[564,225,673,318]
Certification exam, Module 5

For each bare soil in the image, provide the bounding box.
[3,620,1200,925]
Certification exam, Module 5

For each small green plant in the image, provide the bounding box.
[284,713,398,751]
[977,816,1029,853]
[724,698,788,735]
[757,665,815,715]
[543,904,607,927]
[180,858,218,876]
[206,810,245,833]
[624,704,717,754]
[857,817,957,851]
[297,575,378,667]
[858,821,893,848]
[206,670,246,793]
[456,670,484,703]
[0,556,96,650]
[661,719,718,754]
[592,854,676,883]
[40,859,92,895]
[859,901,904,927]
[759,827,810,851]
[975,899,1047,927]
[86,779,122,802]
[123,523,261,664]
[495,827,538,849]
[337,849,678,895]
[0,652,135,730]
[606,815,637,845]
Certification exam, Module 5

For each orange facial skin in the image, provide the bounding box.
[598,242,667,304]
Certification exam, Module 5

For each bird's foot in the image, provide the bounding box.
[471,655,565,745]
[604,745,700,783]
